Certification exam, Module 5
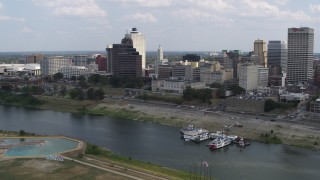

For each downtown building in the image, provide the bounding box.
[26,54,44,64]
[268,41,287,86]
[40,56,72,75]
[125,28,146,76]
[254,39,268,67]
[287,27,314,84]
[238,63,259,91]
[106,36,142,77]
[73,55,88,67]
[95,55,107,71]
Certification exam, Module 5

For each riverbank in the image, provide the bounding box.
[32,95,320,150]
[0,131,192,179]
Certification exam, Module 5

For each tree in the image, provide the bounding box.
[88,74,100,84]
[264,99,278,112]
[109,76,121,87]
[78,75,86,82]
[71,76,77,81]
[196,89,213,102]
[53,72,63,81]
[77,89,85,100]
[230,85,245,95]
[217,88,225,99]
[19,130,26,136]
[69,88,85,100]
[141,92,148,100]
[95,88,105,100]
[76,75,88,88]
[99,75,108,85]
[210,82,222,88]
[59,85,67,95]
[87,88,95,100]
[183,86,194,100]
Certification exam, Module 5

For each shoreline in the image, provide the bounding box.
[2,95,320,150]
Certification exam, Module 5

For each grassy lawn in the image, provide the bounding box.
[85,143,191,180]
[0,158,124,180]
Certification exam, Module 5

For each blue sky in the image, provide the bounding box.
[0,0,320,52]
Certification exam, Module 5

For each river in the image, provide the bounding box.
[0,105,319,180]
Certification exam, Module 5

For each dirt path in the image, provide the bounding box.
[63,155,170,180]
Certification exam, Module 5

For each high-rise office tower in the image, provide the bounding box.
[267,41,287,72]
[125,28,146,76]
[106,36,142,77]
[254,39,268,67]
[287,27,314,84]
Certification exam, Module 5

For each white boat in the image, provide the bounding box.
[183,128,209,142]
[209,137,232,150]
[191,132,209,142]
[209,131,224,139]
[206,138,220,146]
[209,131,237,141]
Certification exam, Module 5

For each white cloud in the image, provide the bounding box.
[123,12,157,23]
[172,8,233,26]
[310,4,320,13]
[0,2,3,9]
[21,27,34,33]
[273,0,290,6]
[186,0,233,11]
[240,0,283,17]
[115,0,172,7]
[32,0,107,18]
[0,15,25,22]
[240,0,313,22]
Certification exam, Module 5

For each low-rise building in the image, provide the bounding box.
[0,64,41,76]
[280,93,309,103]
[257,86,286,95]
[58,66,88,78]
[309,99,320,113]
[200,68,233,85]
[152,79,206,94]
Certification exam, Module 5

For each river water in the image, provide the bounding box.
[0,105,319,180]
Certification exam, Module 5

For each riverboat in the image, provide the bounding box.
[209,131,238,141]
[209,137,231,150]
[191,132,210,142]
[183,128,209,142]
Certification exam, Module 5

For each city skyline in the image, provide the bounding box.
[0,0,320,52]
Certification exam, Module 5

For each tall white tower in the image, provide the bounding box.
[155,45,164,76]
[157,45,163,61]
[126,28,146,76]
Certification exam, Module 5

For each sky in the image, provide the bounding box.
[0,0,320,52]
